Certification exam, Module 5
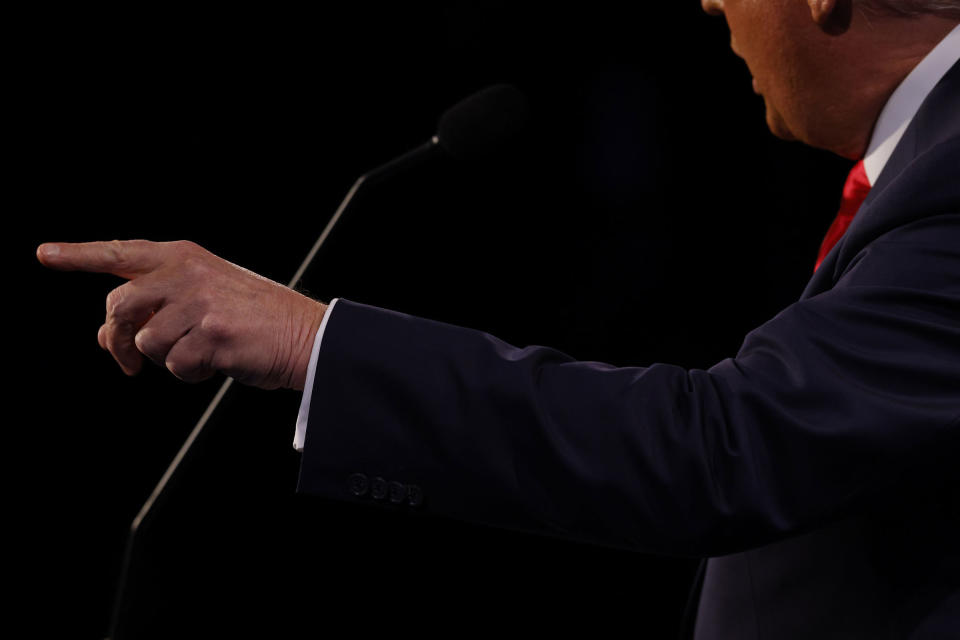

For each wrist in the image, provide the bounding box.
[289,299,327,391]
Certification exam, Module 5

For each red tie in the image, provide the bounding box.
[814,159,872,272]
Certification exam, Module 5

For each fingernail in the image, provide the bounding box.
[39,244,60,257]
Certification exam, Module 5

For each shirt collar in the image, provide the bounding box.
[863,22,960,185]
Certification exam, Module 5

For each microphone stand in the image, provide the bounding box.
[106,137,440,640]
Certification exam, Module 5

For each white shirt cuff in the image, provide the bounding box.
[293,297,339,452]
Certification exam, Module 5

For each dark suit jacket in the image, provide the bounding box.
[297,60,960,638]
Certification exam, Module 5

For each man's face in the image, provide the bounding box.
[701,0,834,146]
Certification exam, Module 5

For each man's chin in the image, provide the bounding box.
[765,106,798,142]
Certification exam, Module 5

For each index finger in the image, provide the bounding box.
[36,240,167,279]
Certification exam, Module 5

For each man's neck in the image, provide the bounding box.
[810,14,959,160]
[862,23,960,184]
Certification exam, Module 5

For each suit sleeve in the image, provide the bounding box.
[296,213,960,557]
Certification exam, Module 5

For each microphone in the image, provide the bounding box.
[289,82,529,286]
[107,83,530,640]
[362,83,530,186]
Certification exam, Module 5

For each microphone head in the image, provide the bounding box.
[436,84,530,162]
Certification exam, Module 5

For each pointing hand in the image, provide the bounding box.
[37,240,326,390]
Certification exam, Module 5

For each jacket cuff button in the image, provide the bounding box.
[406,484,423,507]
[370,476,388,500]
[388,480,407,504]
[348,472,369,497]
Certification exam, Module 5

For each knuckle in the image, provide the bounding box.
[105,286,126,316]
[172,239,203,262]
[166,353,209,383]
[134,329,161,359]
[107,240,133,274]
[103,325,127,354]
[101,330,117,354]
[181,255,208,279]
[165,355,190,379]
[198,286,220,308]
[106,239,124,257]
[199,313,231,342]
[180,253,219,285]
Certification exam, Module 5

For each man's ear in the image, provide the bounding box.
[808,0,853,35]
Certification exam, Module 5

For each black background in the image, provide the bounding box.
[18,2,853,637]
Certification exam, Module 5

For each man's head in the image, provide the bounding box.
[701,0,960,158]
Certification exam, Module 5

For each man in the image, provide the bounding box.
[37,0,960,637]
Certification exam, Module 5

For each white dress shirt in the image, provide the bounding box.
[293,297,338,451]
[293,23,960,453]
